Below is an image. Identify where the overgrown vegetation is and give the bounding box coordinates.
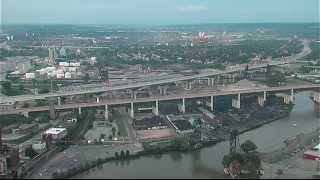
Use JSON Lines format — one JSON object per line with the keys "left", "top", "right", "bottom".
{"left": 0, "top": 114, "right": 33, "bottom": 127}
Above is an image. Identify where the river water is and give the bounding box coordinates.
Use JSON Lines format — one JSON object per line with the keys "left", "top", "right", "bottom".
{"left": 75, "top": 91, "right": 319, "bottom": 179}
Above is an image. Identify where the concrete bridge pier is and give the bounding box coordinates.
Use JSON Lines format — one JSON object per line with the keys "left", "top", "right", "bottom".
{"left": 178, "top": 98, "right": 186, "bottom": 114}
{"left": 49, "top": 101, "right": 56, "bottom": 119}
{"left": 207, "top": 78, "right": 215, "bottom": 87}
{"left": 96, "top": 96, "right": 100, "bottom": 103}
{"left": 232, "top": 93, "right": 241, "bottom": 109}
{"left": 158, "top": 86, "right": 168, "bottom": 95}
{"left": 210, "top": 96, "right": 214, "bottom": 111}
{"left": 57, "top": 97, "right": 61, "bottom": 106}
{"left": 78, "top": 107, "right": 82, "bottom": 115}
{"left": 184, "top": 81, "right": 192, "bottom": 90}
{"left": 21, "top": 111, "right": 29, "bottom": 118}
{"left": 128, "top": 89, "right": 137, "bottom": 99}
{"left": 104, "top": 105, "right": 109, "bottom": 120}
{"left": 283, "top": 95, "right": 292, "bottom": 104}
{"left": 290, "top": 88, "right": 295, "bottom": 103}
{"left": 129, "top": 102, "right": 135, "bottom": 118}
{"left": 312, "top": 91, "right": 320, "bottom": 103}
{"left": 34, "top": 88, "right": 39, "bottom": 95}
{"left": 257, "top": 91, "right": 267, "bottom": 106}
{"left": 152, "top": 100, "right": 159, "bottom": 116}
{"left": 312, "top": 92, "right": 320, "bottom": 114}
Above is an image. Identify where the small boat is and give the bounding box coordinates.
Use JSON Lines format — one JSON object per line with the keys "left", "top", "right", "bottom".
{"left": 292, "top": 124, "right": 297, "bottom": 127}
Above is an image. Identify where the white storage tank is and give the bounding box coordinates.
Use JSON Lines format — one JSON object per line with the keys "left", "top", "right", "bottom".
{"left": 65, "top": 72, "right": 72, "bottom": 79}
{"left": 25, "top": 73, "right": 35, "bottom": 79}
{"left": 57, "top": 73, "right": 64, "bottom": 79}
{"left": 47, "top": 72, "right": 57, "bottom": 78}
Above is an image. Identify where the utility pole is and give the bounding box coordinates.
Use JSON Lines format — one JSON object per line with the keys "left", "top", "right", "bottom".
{"left": 229, "top": 129, "right": 239, "bottom": 153}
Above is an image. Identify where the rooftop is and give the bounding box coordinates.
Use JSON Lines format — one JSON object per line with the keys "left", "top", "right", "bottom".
{"left": 173, "top": 120, "right": 193, "bottom": 131}
{"left": 44, "top": 128, "right": 66, "bottom": 135}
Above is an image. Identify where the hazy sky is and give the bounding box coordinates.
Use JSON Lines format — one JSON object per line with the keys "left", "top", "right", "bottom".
{"left": 1, "top": 0, "right": 319, "bottom": 25}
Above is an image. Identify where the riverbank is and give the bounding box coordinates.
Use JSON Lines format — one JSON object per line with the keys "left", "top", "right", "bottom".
{"left": 66, "top": 91, "right": 319, "bottom": 179}
{"left": 27, "top": 101, "right": 294, "bottom": 179}
{"left": 259, "top": 128, "right": 319, "bottom": 164}
{"left": 260, "top": 129, "right": 320, "bottom": 179}
{"left": 64, "top": 104, "right": 295, "bottom": 179}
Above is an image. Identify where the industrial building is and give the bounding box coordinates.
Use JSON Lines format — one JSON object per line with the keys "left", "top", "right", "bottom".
{"left": 133, "top": 116, "right": 167, "bottom": 130}
{"left": 43, "top": 128, "right": 67, "bottom": 140}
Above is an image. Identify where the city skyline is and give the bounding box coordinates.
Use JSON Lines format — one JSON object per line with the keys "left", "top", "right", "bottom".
{"left": 1, "top": 0, "right": 319, "bottom": 25}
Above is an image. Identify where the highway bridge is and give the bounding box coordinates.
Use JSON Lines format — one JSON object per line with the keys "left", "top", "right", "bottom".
{"left": 0, "top": 60, "right": 290, "bottom": 103}
{"left": 1, "top": 84, "right": 319, "bottom": 118}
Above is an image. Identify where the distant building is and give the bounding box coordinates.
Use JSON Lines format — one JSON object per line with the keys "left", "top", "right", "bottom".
{"left": 0, "top": 101, "right": 16, "bottom": 112}
{"left": 59, "top": 47, "right": 66, "bottom": 57}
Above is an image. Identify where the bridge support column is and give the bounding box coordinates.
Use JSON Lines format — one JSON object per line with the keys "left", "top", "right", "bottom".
{"left": 211, "top": 78, "right": 215, "bottom": 87}
{"left": 104, "top": 105, "right": 109, "bottom": 120}
{"left": 49, "top": 101, "right": 55, "bottom": 119}
{"left": 129, "top": 102, "right": 135, "bottom": 119}
{"left": 283, "top": 95, "right": 292, "bottom": 104}
{"left": 128, "top": 89, "right": 137, "bottom": 99}
{"left": 313, "top": 92, "right": 320, "bottom": 104}
{"left": 232, "top": 93, "right": 241, "bottom": 109}
{"left": 158, "top": 86, "right": 168, "bottom": 95}
{"left": 163, "top": 86, "right": 168, "bottom": 95}
{"left": 78, "top": 107, "right": 82, "bottom": 115}
{"left": 57, "top": 97, "right": 61, "bottom": 106}
{"left": 210, "top": 96, "right": 214, "bottom": 111}
{"left": 290, "top": 88, "right": 295, "bottom": 103}
{"left": 96, "top": 96, "right": 100, "bottom": 103}
{"left": 312, "top": 92, "right": 320, "bottom": 115}
{"left": 188, "top": 82, "right": 192, "bottom": 89}
{"left": 258, "top": 91, "right": 267, "bottom": 106}
{"left": 34, "top": 88, "right": 39, "bottom": 95}
{"left": 159, "top": 87, "right": 163, "bottom": 95}
{"left": 22, "top": 111, "right": 29, "bottom": 118}
{"left": 178, "top": 98, "right": 186, "bottom": 113}
{"left": 152, "top": 100, "right": 159, "bottom": 116}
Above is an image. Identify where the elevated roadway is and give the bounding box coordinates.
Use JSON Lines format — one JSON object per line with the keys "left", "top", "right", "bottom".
{"left": 0, "top": 60, "right": 289, "bottom": 103}
{"left": 1, "top": 84, "right": 318, "bottom": 115}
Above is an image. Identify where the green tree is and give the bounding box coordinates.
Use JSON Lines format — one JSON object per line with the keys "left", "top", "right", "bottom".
{"left": 115, "top": 152, "right": 119, "bottom": 158}
{"left": 83, "top": 73, "right": 90, "bottom": 83}
{"left": 1, "top": 81, "right": 12, "bottom": 95}
{"left": 267, "top": 71, "right": 286, "bottom": 86}
{"left": 240, "top": 140, "right": 257, "bottom": 153}
{"left": 120, "top": 150, "right": 125, "bottom": 158}
{"left": 111, "top": 127, "right": 116, "bottom": 136}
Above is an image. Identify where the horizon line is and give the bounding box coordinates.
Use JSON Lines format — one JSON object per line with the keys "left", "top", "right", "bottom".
{"left": 1, "top": 21, "right": 319, "bottom": 27}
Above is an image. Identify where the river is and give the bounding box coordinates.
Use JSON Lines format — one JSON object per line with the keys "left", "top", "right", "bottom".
{"left": 75, "top": 91, "right": 319, "bottom": 179}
